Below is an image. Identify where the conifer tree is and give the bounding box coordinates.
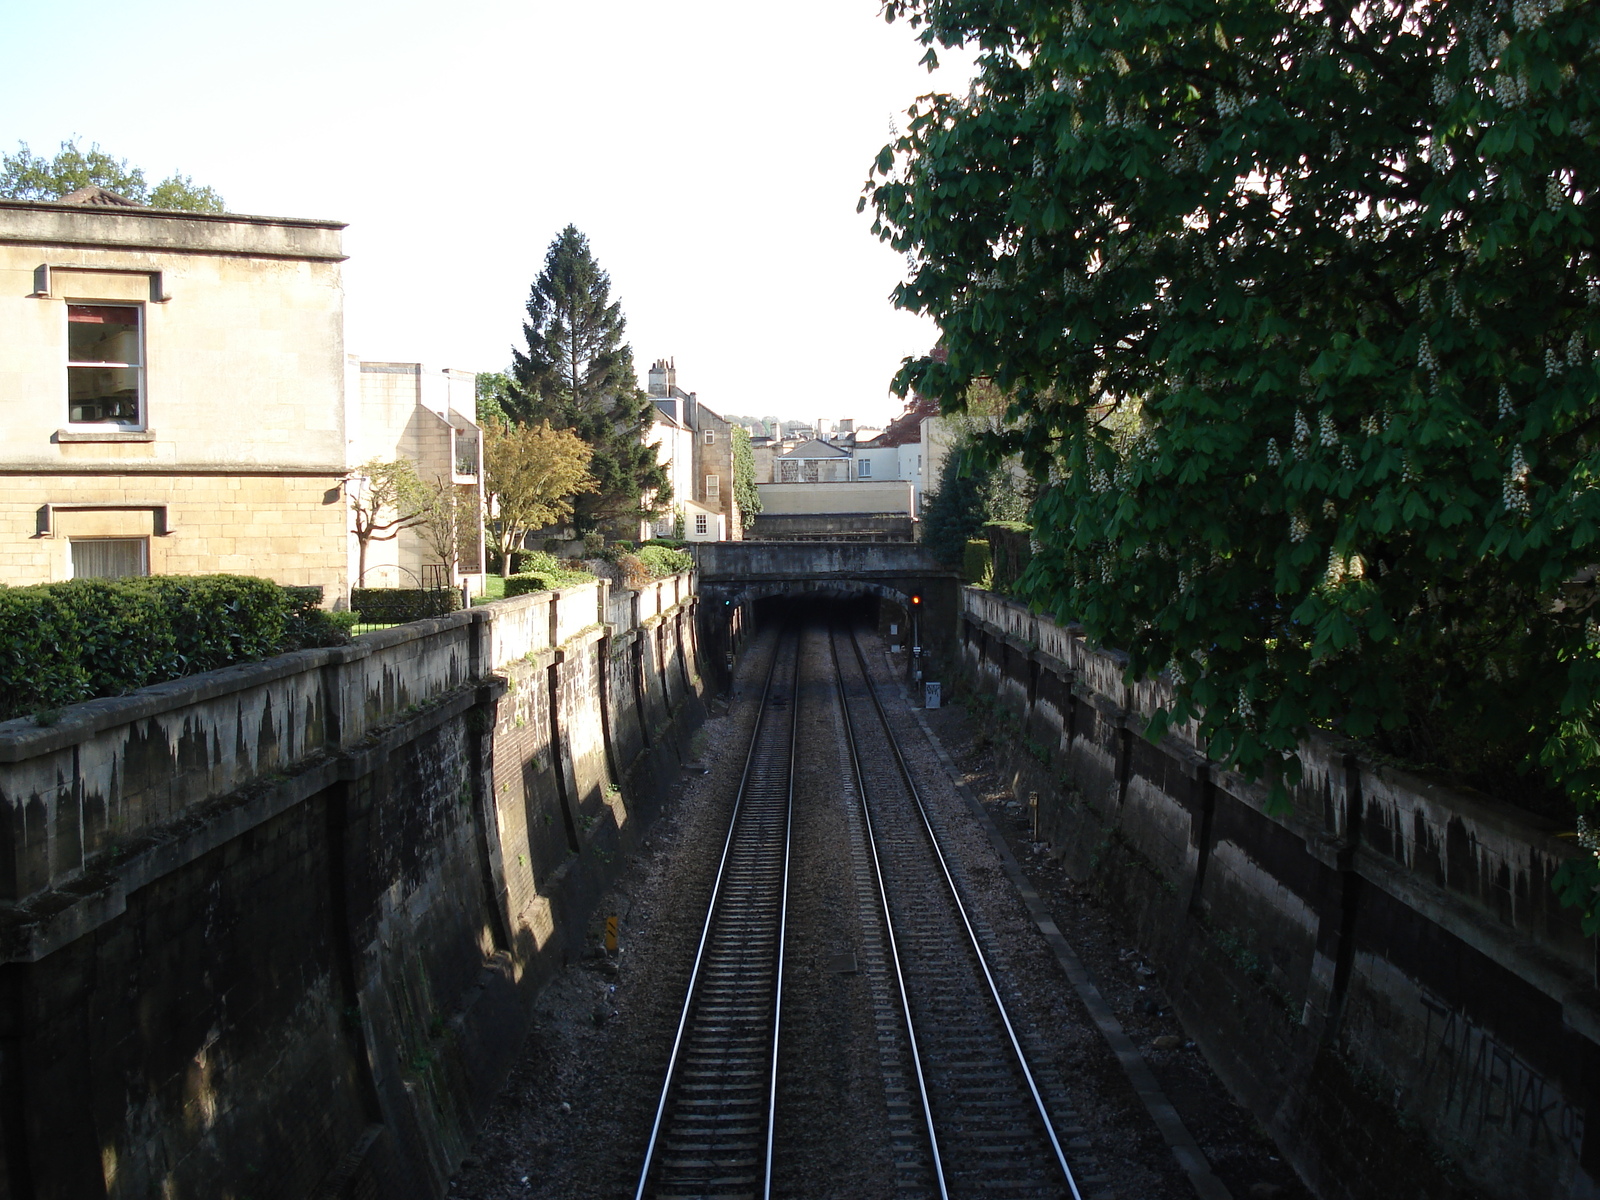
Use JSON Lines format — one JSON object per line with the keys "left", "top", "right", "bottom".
{"left": 508, "top": 226, "right": 667, "bottom": 534}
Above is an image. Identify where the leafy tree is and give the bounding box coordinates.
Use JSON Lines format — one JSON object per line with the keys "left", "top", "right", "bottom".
{"left": 415, "top": 478, "right": 484, "bottom": 577}
{"left": 348, "top": 458, "right": 429, "bottom": 585}
{"left": 732, "top": 426, "right": 763, "bottom": 534}
{"left": 1, "top": 138, "right": 224, "bottom": 211}
{"left": 482, "top": 420, "right": 598, "bottom": 571}
{"left": 872, "top": 1, "right": 1600, "bottom": 920}
{"left": 508, "top": 226, "right": 668, "bottom": 533}
{"left": 476, "top": 372, "right": 513, "bottom": 426}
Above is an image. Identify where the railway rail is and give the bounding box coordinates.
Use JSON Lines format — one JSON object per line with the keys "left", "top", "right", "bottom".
{"left": 636, "top": 620, "right": 1083, "bottom": 1198}
{"left": 635, "top": 629, "right": 799, "bottom": 1199}
{"left": 831, "top": 624, "right": 1082, "bottom": 1200}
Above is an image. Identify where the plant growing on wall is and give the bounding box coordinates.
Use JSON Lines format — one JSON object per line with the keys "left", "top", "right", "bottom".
{"left": 348, "top": 458, "right": 430, "bottom": 586}
{"left": 483, "top": 420, "right": 598, "bottom": 572}
{"left": 870, "top": 0, "right": 1600, "bottom": 921}
{"left": 506, "top": 226, "right": 668, "bottom": 534}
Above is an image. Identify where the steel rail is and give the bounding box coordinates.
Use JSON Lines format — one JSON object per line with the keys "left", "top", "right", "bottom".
{"left": 827, "top": 627, "right": 950, "bottom": 1200}
{"left": 634, "top": 627, "right": 798, "bottom": 1200}
{"left": 843, "top": 625, "right": 1084, "bottom": 1200}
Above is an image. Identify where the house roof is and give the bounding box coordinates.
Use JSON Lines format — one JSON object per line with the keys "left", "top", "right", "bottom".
{"left": 778, "top": 437, "right": 851, "bottom": 459}
{"left": 864, "top": 395, "right": 939, "bottom": 448}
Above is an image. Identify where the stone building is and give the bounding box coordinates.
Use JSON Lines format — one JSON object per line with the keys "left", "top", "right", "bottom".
{"left": 0, "top": 194, "right": 350, "bottom": 596}
{"left": 646, "top": 358, "right": 738, "bottom": 539}
{"left": 349, "top": 360, "right": 485, "bottom": 589}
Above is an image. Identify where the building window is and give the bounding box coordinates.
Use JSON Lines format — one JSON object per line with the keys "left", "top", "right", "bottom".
{"left": 705, "top": 474, "right": 720, "bottom": 500}
{"left": 695, "top": 513, "right": 708, "bottom": 535}
{"left": 857, "top": 459, "right": 872, "bottom": 478}
{"left": 704, "top": 429, "right": 715, "bottom": 445}
{"left": 68, "top": 304, "right": 143, "bottom": 426}
{"left": 70, "top": 538, "right": 148, "bottom": 579}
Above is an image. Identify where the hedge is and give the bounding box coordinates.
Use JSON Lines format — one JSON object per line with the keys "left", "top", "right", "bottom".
{"left": 503, "top": 567, "right": 596, "bottom": 598}
{"left": 962, "top": 539, "right": 993, "bottom": 587}
{"left": 349, "top": 587, "right": 462, "bottom": 626}
{"left": 984, "top": 522, "right": 1032, "bottom": 595}
{"left": 0, "top": 575, "right": 350, "bottom": 722}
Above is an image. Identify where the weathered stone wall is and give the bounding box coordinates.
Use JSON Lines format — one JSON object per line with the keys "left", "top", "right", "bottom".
{"left": 958, "top": 587, "right": 1600, "bottom": 1200}
{"left": 0, "top": 572, "right": 707, "bottom": 1199}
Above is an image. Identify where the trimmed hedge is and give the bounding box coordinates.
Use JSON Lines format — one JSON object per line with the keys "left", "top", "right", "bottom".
{"left": 0, "top": 575, "right": 351, "bottom": 722}
{"left": 503, "top": 567, "right": 596, "bottom": 598}
{"left": 984, "top": 521, "right": 1032, "bottom": 595}
{"left": 962, "top": 539, "right": 994, "bottom": 587}
{"left": 349, "top": 587, "right": 462, "bottom": 626}
{"left": 641, "top": 537, "right": 686, "bottom": 550}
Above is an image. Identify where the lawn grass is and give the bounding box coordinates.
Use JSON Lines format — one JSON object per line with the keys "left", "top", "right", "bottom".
{"left": 471, "top": 574, "right": 506, "bottom": 605}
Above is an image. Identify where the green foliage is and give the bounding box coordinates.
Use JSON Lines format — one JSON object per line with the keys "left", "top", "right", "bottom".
{"left": 872, "top": 0, "right": 1600, "bottom": 917}
{"left": 508, "top": 550, "right": 565, "bottom": 576}
{"left": 922, "top": 444, "right": 993, "bottom": 567}
{"left": 638, "top": 544, "right": 693, "bottom": 577}
{"left": 476, "top": 372, "right": 513, "bottom": 425}
{"left": 349, "top": 588, "right": 462, "bottom": 625}
{"left": 0, "top": 576, "right": 343, "bottom": 720}
{"left": 985, "top": 522, "right": 1033, "bottom": 595}
{"left": 731, "top": 426, "right": 763, "bottom": 529}
{"left": 963, "top": 538, "right": 995, "bottom": 586}
{"left": 507, "top": 226, "right": 668, "bottom": 533}
{"left": 1, "top": 138, "right": 224, "bottom": 211}
{"left": 503, "top": 566, "right": 596, "bottom": 598}
{"left": 642, "top": 537, "right": 686, "bottom": 549}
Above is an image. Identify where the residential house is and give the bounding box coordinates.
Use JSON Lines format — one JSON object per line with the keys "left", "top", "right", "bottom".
{"left": 645, "top": 358, "right": 737, "bottom": 540}
{"left": 348, "top": 360, "right": 485, "bottom": 590}
{"left": 0, "top": 193, "right": 351, "bottom": 597}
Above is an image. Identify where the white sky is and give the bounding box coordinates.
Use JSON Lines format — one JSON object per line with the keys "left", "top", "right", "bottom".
{"left": 1, "top": 0, "right": 972, "bottom": 429}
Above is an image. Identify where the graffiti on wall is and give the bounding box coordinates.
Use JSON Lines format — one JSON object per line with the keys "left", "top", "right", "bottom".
{"left": 1418, "top": 990, "right": 1584, "bottom": 1157}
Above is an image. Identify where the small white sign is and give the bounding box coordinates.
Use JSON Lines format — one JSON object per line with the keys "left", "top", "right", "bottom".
{"left": 924, "top": 682, "right": 942, "bottom": 709}
{"left": 889, "top": 623, "right": 899, "bottom": 635}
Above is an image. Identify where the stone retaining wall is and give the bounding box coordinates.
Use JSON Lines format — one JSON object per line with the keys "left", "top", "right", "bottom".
{"left": 0, "top": 573, "right": 707, "bottom": 1199}
{"left": 958, "top": 587, "right": 1599, "bottom": 1200}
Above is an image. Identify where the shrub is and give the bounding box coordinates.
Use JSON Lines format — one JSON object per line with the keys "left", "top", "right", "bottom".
{"left": 503, "top": 566, "right": 596, "bottom": 598}
{"left": 637, "top": 544, "right": 693, "bottom": 578}
{"left": 0, "top": 575, "right": 349, "bottom": 721}
{"left": 962, "top": 539, "right": 993, "bottom": 587}
{"left": 582, "top": 532, "right": 604, "bottom": 557}
{"left": 507, "top": 549, "right": 564, "bottom": 576}
{"left": 642, "top": 537, "right": 686, "bottom": 550}
{"left": 349, "top": 587, "right": 462, "bottom": 626}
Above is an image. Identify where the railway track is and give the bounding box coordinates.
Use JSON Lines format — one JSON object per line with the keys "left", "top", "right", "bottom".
{"left": 636, "top": 629, "right": 799, "bottom": 1200}
{"left": 636, "top": 620, "right": 1082, "bottom": 1198}
{"left": 831, "top": 624, "right": 1083, "bottom": 1200}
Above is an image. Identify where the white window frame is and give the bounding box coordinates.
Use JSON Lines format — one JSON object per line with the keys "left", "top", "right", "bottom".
{"left": 694, "top": 513, "right": 708, "bottom": 535}
{"left": 857, "top": 458, "right": 872, "bottom": 478}
{"left": 704, "top": 429, "right": 715, "bottom": 444}
{"left": 705, "top": 474, "right": 720, "bottom": 501}
{"left": 65, "top": 301, "right": 145, "bottom": 430}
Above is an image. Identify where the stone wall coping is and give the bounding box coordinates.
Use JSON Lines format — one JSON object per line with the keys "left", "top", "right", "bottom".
{"left": 966, "top": 588, "right": 1578, "bottom": 862}
{"left": 0, "top": 574, "right": 694, "bottom": 764}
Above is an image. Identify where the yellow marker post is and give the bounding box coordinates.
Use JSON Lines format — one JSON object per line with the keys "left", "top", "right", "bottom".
{"left": 604, "top": 915, "right": 619, "bottom": 954}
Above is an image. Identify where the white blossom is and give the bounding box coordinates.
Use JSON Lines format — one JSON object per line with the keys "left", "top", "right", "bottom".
{"left": 1294, "top": 409, "right": 1311, "bottom": 445}
{"left": 1320, "top": 411, "right": 1338, "bottom": 448}
{"left": 1569, "top": 332, "right": 1585, "bottom": 368}
{"left": 1266, "top": 438, "right": 1282, "bottom": 467}
{"left": 1498, "top": 384, "right": 1515, "bottom": 419}
{"left": 1547, "top": 346, "right": 1564, "bottom": 376}
{"left": 1417, "top": 335, "right": 1437, "bottom": 373}
{"left": 1290, "top": 513, "right": 1309, "bottom": 542}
